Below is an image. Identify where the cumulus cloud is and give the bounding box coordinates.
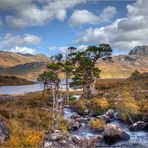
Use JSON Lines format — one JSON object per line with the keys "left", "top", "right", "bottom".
{"left": 75, "top": 0, "right": 148, "bottom": 50}
{"left": 0, "top": 0, "right": 85, "bottom": 29}
{"left": 69, "top": 6, "right": 117, "bottom": 26}
{"left": 10, "top": 46, "right": 36, "bottom": 54}
{"left": 0, "top": 33, "right": 41, "bottom": 49}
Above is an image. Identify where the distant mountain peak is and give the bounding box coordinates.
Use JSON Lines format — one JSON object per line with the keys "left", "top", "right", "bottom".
{"left": 128, "top": 45, "right": 148, "bottom": 56}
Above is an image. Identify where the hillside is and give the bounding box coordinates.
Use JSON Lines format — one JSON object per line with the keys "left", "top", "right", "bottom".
{"left": 0, "top": 51, "right": 50, "bottom": 68}
{"left": 97, "top": 55, "right": 148, "bottom": 78}
{"left": 0, "top": 62, "right": 48, "bottom": 80}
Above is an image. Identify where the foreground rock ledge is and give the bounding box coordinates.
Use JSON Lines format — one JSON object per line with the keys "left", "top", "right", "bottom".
{"left": 43, "top": 130, "right": 103, "bottom": 147}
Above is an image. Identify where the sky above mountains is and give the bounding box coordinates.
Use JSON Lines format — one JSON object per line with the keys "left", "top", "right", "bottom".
{"left": 0, "top": 0, "right": 147, "bottom": 56}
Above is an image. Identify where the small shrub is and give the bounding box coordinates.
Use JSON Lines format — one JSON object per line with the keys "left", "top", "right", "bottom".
{"left": 89, "top": 119, "right": 105, "bottom": 131}
{"left": 91, "top": 98, "right": 109, "bottom": 115}
{"left": 72, "top": 99, "right": 88, "bottom": 115}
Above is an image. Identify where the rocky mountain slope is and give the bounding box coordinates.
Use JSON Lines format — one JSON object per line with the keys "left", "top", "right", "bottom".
{"left": 128, "top": 45, "right": 148, "bottom": 56}
{"left": 97, "top": 45, "right": 148, "bottom": 78}
{"left": 97, "top": 55, "right": 148, "bottom": 78}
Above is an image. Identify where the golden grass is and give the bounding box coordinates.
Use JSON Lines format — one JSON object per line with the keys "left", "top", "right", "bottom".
{"left": 89, "top": 119, "right": 105, "bottom": 131}
{"left": 0, "top": 92, "right": 67, "bottom": 147}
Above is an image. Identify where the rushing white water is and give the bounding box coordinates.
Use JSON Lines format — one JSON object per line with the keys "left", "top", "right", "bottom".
{"left": 63, "top": 107, "right": 148, "bottom": 147}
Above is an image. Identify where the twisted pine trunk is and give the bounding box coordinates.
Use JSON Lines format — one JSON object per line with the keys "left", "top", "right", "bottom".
{"left": 65, "top": 76, "right": 69, "bottom": 104}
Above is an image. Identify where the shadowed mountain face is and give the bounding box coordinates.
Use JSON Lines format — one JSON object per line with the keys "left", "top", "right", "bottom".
{"left": 128, "top": 45, "right": 148, "bottom": 56}
{"left": 0, "top": 62, "right": 48, "bottom": 80}
{"left": 0, "top": 46, "right": 148, "bottom": 80}
{"left": 0, "top": 51, "right": 50, "bottom": 80}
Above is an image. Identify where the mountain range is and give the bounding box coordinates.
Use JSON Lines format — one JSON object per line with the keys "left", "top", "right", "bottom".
{"left": 0, "top": 46, "right": 148, "bottom": 80}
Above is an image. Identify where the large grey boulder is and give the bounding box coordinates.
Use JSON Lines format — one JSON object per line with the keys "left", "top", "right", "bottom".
{"left": 72, "top": 135, "right": 103, "bottom": 147}
{"left": 0, "top": 119, "right": 9, "bottom": 144}
{"left": 103, "top": 123, "right": 130, "bottom": 143}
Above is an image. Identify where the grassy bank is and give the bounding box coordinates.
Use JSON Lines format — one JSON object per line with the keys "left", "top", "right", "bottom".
{"left": 70, "top": 76, "right": 148, "bottom": 122}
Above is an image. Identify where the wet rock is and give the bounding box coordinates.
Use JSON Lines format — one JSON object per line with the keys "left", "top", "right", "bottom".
{"left": 129, "top": 121, "right": 148, "bottom": 132}
{"left": 71, "top": 113, "right": 81, "bottom": 120}
{"left": 99, "top": 115, "right": 112, "bottom": 122}
{"left": 64, "top": 105, "right": 71, "bottom": 108}
{"left": 46, "top": 130, "right": 63, "bottom": 141}
{"left": 105, "top": 109, "right": 115, "bottom": 119}
{"left": 114, "top": 112, "right": 121, "bottom": 120}
{"left": 84, "top": 109, "right": 89, "bottom": 115}
{"left": 43, "top": 130, "right": 76, "bottom": 148}
{"left": 72, "top": 135, "right": 103, "bottom": 147}
{"left": 68, "top": 119, "right": 81, "bottom": 130}
{"left": 103, "top": 123, "right": 130, "bottom": 143}
{"left": 98, "top": 109, "right": 115, "bottom": 122}
{"left": 0, "top": 119, "right": 9, "bottom": 144}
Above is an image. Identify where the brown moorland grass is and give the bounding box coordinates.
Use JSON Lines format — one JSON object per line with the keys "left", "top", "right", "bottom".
{"left": 0, "top": 92, "right": 67, "bottom": 147}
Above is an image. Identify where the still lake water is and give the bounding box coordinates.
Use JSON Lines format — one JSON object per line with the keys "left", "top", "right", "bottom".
{"left": 0, "top": 80, "right": 75, "bottom": 95}
{"left": 0, "top": 83, "right": 44, "bottom": 95}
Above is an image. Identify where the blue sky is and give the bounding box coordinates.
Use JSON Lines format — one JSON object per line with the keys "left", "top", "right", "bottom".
{"left": 1, "top": 0, "right": 147, "bottom": 56}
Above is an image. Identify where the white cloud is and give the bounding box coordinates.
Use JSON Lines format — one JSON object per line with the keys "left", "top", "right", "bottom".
{"left": 0, "top": 0, "right": 85, "bottom": 29}
{"left": 0, "top": 33, "right": 41, "bottom": 49}
{"left": 49, "top": 44, "right": 88, "bottom": 54}
{"left": 69, "top": 6, "right": 117, "bottom": 26}
{"left": 49, "top": 46, "right": 57, "bottom": 51}
{"left": 75, "top": 0, "right": 148, "bottom": 50}
{"left": 10, "top": 46, "right": 36, "bottom": 54}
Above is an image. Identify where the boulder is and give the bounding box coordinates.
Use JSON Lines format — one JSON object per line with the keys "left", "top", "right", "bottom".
{"left": 105, "top": 109, "right": 115, "bottom": 119}
{"left": 84, "top": 109, "right": 89, "bottom": 115}
{"left": 0, "top": 119, "right": 9, "bottom": 144}
{"left": 129, "top": 121, "right": 148, "bottom": 132}
{"left": 68, "top": 119, "right": 81, "bottom": 130}
{"left": 103, "top": 123, "right": 130, "bottom": 143}
{"left": 71, "top": 113, "right": 81, "bottom": 120}
{"left": 46, "top": 130, "right": 63, "bottom": 141}
{"left": 72, "top": 135, "right": 103, "bottom": 147}
{"left": 99, "top": 115, "right": 112, "bottom": 123}
{"left": 114, "top": 112, "right": 121, "bottom": 120}
{"left": 98, "top": 109, "right": 115, "bottom": 122}
{"left": 43, "top": 130, "right": 76, "bottom": 148}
